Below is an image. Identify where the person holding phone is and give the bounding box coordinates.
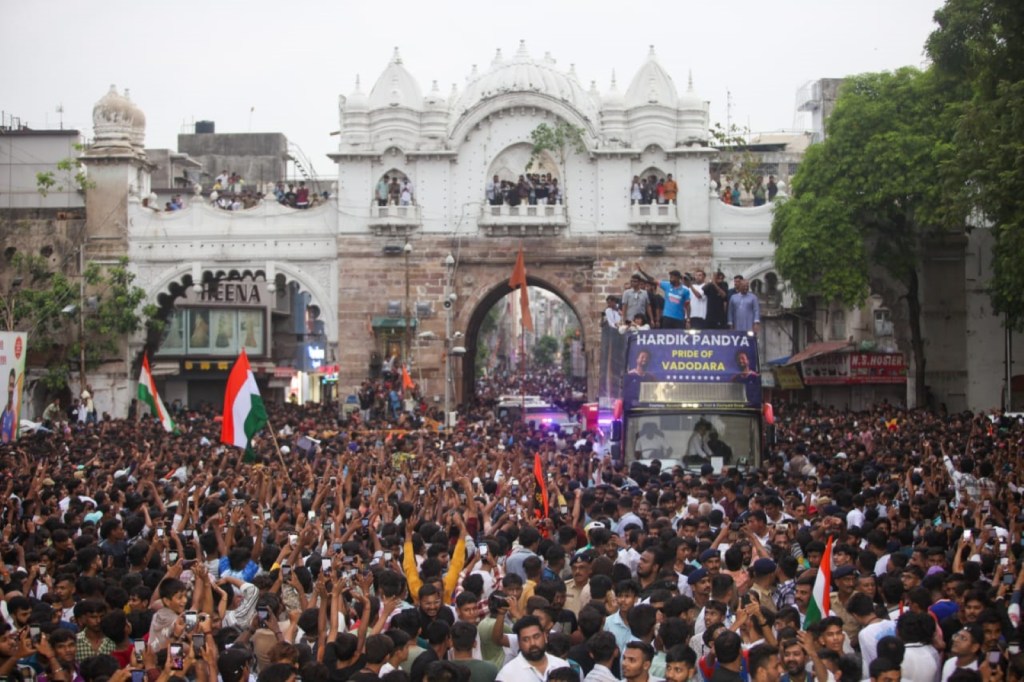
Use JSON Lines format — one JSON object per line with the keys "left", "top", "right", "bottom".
{"left": 33, "top": 629, "right": 80, "bottom": 682}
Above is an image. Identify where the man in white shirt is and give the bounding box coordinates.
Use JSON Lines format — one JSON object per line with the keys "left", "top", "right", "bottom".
{"left": 496, "top": 615, "right": 572, "bottom": 682}
{"left": 688, "top": 271, "right": 708, "bottom": 329}
{"left": 941, "top": 624, "right": 982, "bottom": 682}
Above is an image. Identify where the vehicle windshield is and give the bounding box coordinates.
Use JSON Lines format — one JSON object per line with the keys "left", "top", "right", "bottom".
{"left": 626, "top": 410, "right": 761, "bottom": 472}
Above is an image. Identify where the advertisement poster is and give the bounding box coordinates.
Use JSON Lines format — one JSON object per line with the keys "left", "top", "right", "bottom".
{"left": 0, "top": 333, "right": 27, "bottom": 443}
{"left": 623, "top": 331, "right": 761, "bottom": 406}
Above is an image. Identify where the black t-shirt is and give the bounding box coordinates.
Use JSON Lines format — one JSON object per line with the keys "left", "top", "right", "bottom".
{"left": 410, "top": 648, "right": 440, "bottom": 682}
{"left": 704, "top": 282, "right": 728, "bottom": 326}
{"left": 329, "top": 657, "right": 365, "bottom": 682}
{"left": 348, "top": 672, "right": 381, "bottom": 682}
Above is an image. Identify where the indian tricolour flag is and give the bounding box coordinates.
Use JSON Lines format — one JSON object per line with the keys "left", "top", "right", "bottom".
{"left": 804, "top": 536, "right": 833, "bottom": 629}
{"left": 137, "top": 353, "right": 177, "bottom": 433}
{"left": 221, "top": 349, "right": 268, "bottom": 463}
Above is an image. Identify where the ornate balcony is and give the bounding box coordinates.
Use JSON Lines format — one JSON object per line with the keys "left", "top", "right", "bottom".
{"left": 369, "top": 204, "right": 421, "bottom": 237}
{"left": 627, "top": 202, "right": 680, "bottom": 235}
{"left": 478, "top": 203, "right": 567, "bottom": 237}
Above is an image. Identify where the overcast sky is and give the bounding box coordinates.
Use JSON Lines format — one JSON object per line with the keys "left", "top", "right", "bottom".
{"left": 2, "top": 0, "right": 942, "bottom": 178}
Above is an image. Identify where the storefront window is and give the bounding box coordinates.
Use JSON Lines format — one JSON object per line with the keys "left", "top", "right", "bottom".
{"left": 157, "top": 308, "right": 266, "bottom": 357}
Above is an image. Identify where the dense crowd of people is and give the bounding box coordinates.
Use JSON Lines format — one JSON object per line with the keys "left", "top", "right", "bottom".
{"left": 486, "top": 174, "right": 563, "bottom": 207}
{"left": 2, "top": 374, "right": 1023, "bottom": 682}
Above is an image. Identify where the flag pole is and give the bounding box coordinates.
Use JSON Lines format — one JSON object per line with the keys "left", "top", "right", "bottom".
{"left": 263, "top": 415, "right": 289, "bottom": 470}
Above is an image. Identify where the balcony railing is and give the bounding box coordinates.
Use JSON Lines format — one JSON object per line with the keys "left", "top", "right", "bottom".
{"left": 627, "top": 202, "right": 679, "bottom": 235}
{"left": 369, "top": 204, "right": 421, "bottom": 236}
{"left": 478, "top": 203, "right": 567, "bottom": 237}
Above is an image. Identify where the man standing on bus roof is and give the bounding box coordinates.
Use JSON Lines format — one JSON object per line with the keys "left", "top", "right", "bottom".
{"left": 636, "top": 264, "right": 690, "bottom": 329}
{"left": 727, "top": 278, "right": 760, "bottom": 334}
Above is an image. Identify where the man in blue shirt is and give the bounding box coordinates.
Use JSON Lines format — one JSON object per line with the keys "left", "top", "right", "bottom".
{"left": 637, "top": 266, "right": 690, "bottom": 329}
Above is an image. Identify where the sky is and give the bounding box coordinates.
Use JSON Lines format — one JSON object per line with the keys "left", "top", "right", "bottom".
{"left": 1, "top": 0, "right": 943, "bottom": 179}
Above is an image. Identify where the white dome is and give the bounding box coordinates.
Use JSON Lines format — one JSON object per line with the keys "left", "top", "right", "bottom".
{"left": 124, "top": 88, "right": 146, "bottom": 150}
{"left": 423, "top": 80, "right": 446, "bottom": 109}
{"left": 368, "top": 48, "right": 423, "bottom": 110}
{"left": 92, "top": 84, "right": 134, "bottom": 151}
{"left": 453, "top": 41, "right": 598, "bottom": 123}
{"left": 602, "top": 71, "right": 625, "bottom": 108}
{"left": 678, "top": 71, "right": 704, "bottom": 110}
{"left": 625, "top": 46, "right": 679, "bottom": 108}
{"left": 346, "top": 75, "right": 368, "bottom": 110}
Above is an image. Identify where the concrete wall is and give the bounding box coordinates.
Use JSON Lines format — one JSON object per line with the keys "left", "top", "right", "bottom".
{"left": 177, "top": 132, "right": 288, "bottom": 188}
{"left": 0, "top": 130, "right": 85, "bottom": 209}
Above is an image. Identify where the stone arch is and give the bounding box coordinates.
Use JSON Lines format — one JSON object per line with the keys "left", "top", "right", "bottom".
{"left": 457, "top": 271, "right": 594, "bottom": 402}
{"left": 448, "top": 93, "right": 599, "bottom": 146}
{"left": 487, "top": 143, "right": 560, "bottom": 184}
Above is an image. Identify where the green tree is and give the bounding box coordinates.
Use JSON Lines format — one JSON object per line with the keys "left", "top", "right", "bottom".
{"left": 770, "top": 68, "right": 962, "bottom": 406}
{"left": 710, "top": 123, "right": 766, "bottom": 199}
{"left": 3, "top": 254, "right": 157, "bottom": 390}
{"left": 532, "top": 335, "right": 560, "bottom": 368}
{"left": 35, "top": 146, "right": 94, "bottom": 199}
{"left": 927, "top": 0, "right": 1024, "bottom": 329}
{"left": 527, "top": 120, "right": 587, "bottom": 208}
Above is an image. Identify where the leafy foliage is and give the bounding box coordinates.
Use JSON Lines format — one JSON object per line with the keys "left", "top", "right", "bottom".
{"left": 532, "top": 334, "right": 560, "bottom": 368}
{"left": 710, "top": 123, "right": 766, "bottom": 195}
{"left": 770, "top": 68, "right": 962, "bottom": 404}
{"left": 35, "top": 150, "right": 94, "bottom": 198}
{"left": 927, "top": 0, "right": 1024, "bottom": 328}
{"left": 3, "top": 255, "right": 156, "bottom": 389}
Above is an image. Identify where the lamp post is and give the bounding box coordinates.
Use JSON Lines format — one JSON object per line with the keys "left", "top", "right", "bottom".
{"left": 443, "top": 252, "right": 455, "bottom": 426}
{"left": 403, "top": 241, "right": 412, "bottom": 368}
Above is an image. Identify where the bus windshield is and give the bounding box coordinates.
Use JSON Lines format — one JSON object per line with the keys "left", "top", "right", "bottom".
{"left": 626, "top": 410, "right": 761, "bottom": 468}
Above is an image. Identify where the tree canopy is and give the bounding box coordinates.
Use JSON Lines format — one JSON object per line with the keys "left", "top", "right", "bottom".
{"left": 770, "top": 67, "right": 962, "bottom": 404}
{"left": 927, "top": 0, "right": 1024, "bottom": 329}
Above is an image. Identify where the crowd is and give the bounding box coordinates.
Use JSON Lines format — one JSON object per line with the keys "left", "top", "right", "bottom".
{"left": 2, "top": 368, "right": 1023, "bottom": 682}
{"left": 717, "top": 177, "right": 778, "bottom": 208}
{"left": 375, "top": 177, "right": 415, "bottom": 208}
{"left": 603, "top": 267, "right": 761, "bottom": 334}
{"left": 630, "top": 175, "right": 678, "bottom": 206}
{"left": 486, "top": 174, "right": 563, "bottom": 207}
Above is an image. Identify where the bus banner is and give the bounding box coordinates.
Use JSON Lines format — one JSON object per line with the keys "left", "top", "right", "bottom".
{"left": 622, "top": 331, "right": 761, "bottom": 407}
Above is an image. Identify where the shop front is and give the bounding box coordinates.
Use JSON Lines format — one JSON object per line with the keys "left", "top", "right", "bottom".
{"left": 798, "top": 350, "right": 908, "bottom": 410}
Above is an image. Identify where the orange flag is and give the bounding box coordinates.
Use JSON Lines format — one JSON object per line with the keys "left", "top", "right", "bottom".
{"left": 401, "top": 365, "right": 415, "bottom": 391}
{"left": 509, "top": 247, "right": 534, "bottom": 332}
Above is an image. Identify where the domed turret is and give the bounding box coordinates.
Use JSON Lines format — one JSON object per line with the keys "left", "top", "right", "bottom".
{"left": 677, "top": 71, "right": 709, "bottom": 145}
{"left": 600, "top": 71, "right": 628, "bottom": 145}
{"left": 124, "top": 88, "right": 146, "bottom": 153}
{"left": 421, "top": 80, "right": 449, "bottom": 146}
{"left": 368, "top": 47, "right": 423, "bottom": 110}
{"left": 453, "top": 42, "right": 598, "bottom": 125}
{"left": 91, "top": 84, "right": 134, "bottom": 154}
{"left": 625, "top": 46, "right": 678, "bottom": 108}
{"left": 346, "top": 75, "right": 368, "bottom": 111}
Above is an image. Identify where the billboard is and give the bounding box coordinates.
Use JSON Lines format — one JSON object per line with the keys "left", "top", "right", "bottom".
{"left": 0, "top": 333, "right": 27, "bottom": 443}
{"left": 622, "top": 330, "right": 761, "bottom": 407}
{"left": 802, "top": 352, "right": 906, "bottom": 385}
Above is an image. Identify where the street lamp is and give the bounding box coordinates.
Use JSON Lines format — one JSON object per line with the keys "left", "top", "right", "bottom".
{"left": 403, "top": 241, "right": 413, "bottom": 368}
{"left": 443, "top": 252, "right": 456, "bottom": 426}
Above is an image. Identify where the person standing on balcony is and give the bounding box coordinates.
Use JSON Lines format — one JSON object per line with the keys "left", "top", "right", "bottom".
{"left": 486, "top": 175, "right": 501, "bottom": 206}
{"left": 663, "top": 174, "right": 678, "bottom": 204}
{"left": 376, "top": 176, "right": 389, "bottom": 206}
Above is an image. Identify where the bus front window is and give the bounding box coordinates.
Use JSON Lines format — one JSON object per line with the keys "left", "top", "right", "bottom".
{"left": 627, "top": 412, "right": 761, "bottom": 472}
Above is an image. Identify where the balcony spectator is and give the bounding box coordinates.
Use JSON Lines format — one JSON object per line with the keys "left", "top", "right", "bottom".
{"left": 295, "top": 181, "right": 310, "bottom": 209}
{"left": 517, "top": 175, "right": 530, "bottom": 205}
{"left": 388, "top": 176, "right": 401, "bottom": 205}
{"left": 630, "top": 176, "right": 642, "bottom": 204}
{"left": 549, "top": 178, "right": 562, "bottom": 205}
{"left": 400, "top": 180, "right": 414, "bottom": 206}
{"left": 721, "top": 185, "right": 733, "bottom": 205}
{"left": 731, "top": 184, "right": 742, "bottom": 207}
{"left": 376, "top": 176, "right": 390, "bottom": 206}
{"left": 534, "top": 174, "right": 549, "bottom": 205}
{"left": 752, "top": 178, "right": 766, "bottom": 206}
{"left": 767, "top": 175, "right": 779, "bottom": 202}
{"left": 663, "top": 174, "right": 678, "bottom": 204}
{"left": 273, "top": 182, "right": 286, "bottom": 203}
{"left": 215, "top": 169, "right": 229, "bottom": 187}
{"left": 487, "top": 175, "right": 501, "bottom": 205}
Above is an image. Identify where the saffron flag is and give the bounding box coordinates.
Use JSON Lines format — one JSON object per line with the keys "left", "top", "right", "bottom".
{"left": 509, "top": 247, "right": 534, "bottom": 332}
{"left": 533, "top": 452, "right": 549, "bottom": 519}
{"left": 804, "top": 536, "right": 833, "bottom": 629}
{"left": 402, "top": 365, "right": 415, "bottom": 391}
{"left": 221, "top": 349, "right": 268, "bottom": 463}
{"left": 137, "top": 353, "right": 177, "bottom": 433}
